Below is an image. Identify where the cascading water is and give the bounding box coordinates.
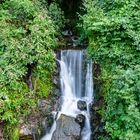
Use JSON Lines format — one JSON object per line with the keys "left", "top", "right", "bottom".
{"left": 41, "top": 50, "right": 93, "bottom": 140}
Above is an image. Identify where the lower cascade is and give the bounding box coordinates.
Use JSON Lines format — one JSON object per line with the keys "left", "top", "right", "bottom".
{"left": 41, "top": 50, "right": 93, "bottom": 140}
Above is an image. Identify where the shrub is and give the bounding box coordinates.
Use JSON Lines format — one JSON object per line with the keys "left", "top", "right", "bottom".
{"left": 81, "top": 0, "right": 140, "bottom": 139}
{"left": 0, "top": 0, "right": 57, "bottom": 126}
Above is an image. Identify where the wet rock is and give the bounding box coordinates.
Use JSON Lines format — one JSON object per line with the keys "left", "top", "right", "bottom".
{"left": 53, "top": 60, "right": 60, "bottom": 88}
{"left": 62, "top": 30, "right": 72, "bottom": 36}
{"left": 20, "top": 135, "right": 34, "bottom": 140}
{"left": 19, "top": 125, "right": 35, "bottom": 140}
{"left": 77, "top": 100, "right": 87, "bottom": 111}
{"left": 71, "top": 36, "right": 79, "bottom": 47}
{"left": 52, "top": 114, "right": 81, "bottom": 140}
{"left": 53, "top": 76, "right": 60, "bottom": 89}
{"left": 53, "top": 97, "right": 62, "bottom": 112}
{"left": 92, "top": 122, "right": 105, "bottom": 140}
{"left": 75, "top": 114, "right": 85, "bottom": 128}
{"left": 53, "top": 77, "right": 59, "bottom": 86}
{"left": 38, "top": 100, "right": 52, "bottom": 116}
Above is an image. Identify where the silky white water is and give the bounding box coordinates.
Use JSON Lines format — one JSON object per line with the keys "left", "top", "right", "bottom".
{"left": 41, "top": 50, "right": 93, "bottom": 140}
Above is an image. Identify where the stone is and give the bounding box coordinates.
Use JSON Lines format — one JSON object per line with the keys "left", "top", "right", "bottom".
{"left": 75, "top": 114, "right": 85, "bottom": 128}
{"left": 53, "top": 77, "right": 58, "bottom": 85}
{"left": 38, "top": 100, "right": 52, "bottom": 116}
{"left": 77, "top": 100, "right": 87, "bottom": 111}
{"left": 20, "top": 135, "right": 34, "bottom": 140}
{"left": 52, "top": 114, "right": 81, "bottom": 140}
{"left": 19, "top": 125, "right": 35, "bottom": 140}
{"left": 62, "top": 30, "right": 72, "bottom": 36}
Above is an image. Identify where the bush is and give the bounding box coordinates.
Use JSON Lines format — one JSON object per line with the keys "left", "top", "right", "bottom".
{"left": 81, "top": 0, "right": 140, "bottom": 139}
{"left": 48, "top": 2, "right": 65, "bottom": 31}
{"left": 0, "top": 0, "right": 57, "bottom": 126}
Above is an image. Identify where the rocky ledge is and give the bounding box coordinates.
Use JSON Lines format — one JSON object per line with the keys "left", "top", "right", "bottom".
{"left": 19, "top": 90, "right": 60, "bottom": 140}
{"left": 52, "top": 114, "right": 85, "bottom": 140}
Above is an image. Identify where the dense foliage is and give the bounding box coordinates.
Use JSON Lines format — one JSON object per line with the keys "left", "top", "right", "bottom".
{"left": 0, "top": 0, "right": 63, "bottom": 129}
{"left": 1, "top": 0, "right": 140, "bottom": 139}
{"left": 48, "top": 2, "right": 65, "bottom": 31}
{"left": 81, "top": 0, "right": 140, "bottom": 139}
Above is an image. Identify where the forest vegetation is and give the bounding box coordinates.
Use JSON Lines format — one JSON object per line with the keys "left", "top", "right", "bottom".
{"left": 0, "top": 0, "right": 140, "bottom": 139}
{"left": 0, "top": 0, "right": 65, "bottom": 137}
{"left": 81, "top": 0, "right": 140, "bottom": 139}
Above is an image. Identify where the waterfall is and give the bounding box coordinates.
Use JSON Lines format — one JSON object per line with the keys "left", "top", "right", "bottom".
{"left": 41, "top": 50, "right": 93, "bottom": 140}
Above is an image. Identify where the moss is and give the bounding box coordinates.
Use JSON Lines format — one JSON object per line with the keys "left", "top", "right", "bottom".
{"left": 36, "top": 78, "right": 52, "bottom": 98}
{"left": 11, "top": 127, "right": 19, "bottom": 140}
{"left": 4, "top": 125, "right": 19, "bottom": 140}
{"left": 32, "top": 69, "right": 53, "bottom": 98}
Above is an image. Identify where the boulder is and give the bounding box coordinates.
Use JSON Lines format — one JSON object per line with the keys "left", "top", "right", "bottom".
{"left": 62, "top": 30, "right": 72, "bottom": 36}
{"left": 75, "top": 114, "right": 85, "bottom": 128}
{"left": 19, "top": 125, "right": 35, "bottom": 140}
{"left": 52, "top": 114, "right": 81, "bottom": 140}
{"left": 77, "top": 100, "right": 87, "bottom": 111}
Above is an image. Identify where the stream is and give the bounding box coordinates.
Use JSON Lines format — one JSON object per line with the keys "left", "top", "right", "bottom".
{"left": 41, "top": 50, "right": 93, "bottom": 140}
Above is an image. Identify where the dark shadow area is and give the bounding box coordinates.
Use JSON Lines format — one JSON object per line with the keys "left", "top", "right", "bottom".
{"left": 60, "top": 0, "right": 81, "bottom": 18}
{"left": 44, "top": 0, "right": 83, "bottom": 31}
{"left": 60, "top": 0, "right": 82, "bottom": 29}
